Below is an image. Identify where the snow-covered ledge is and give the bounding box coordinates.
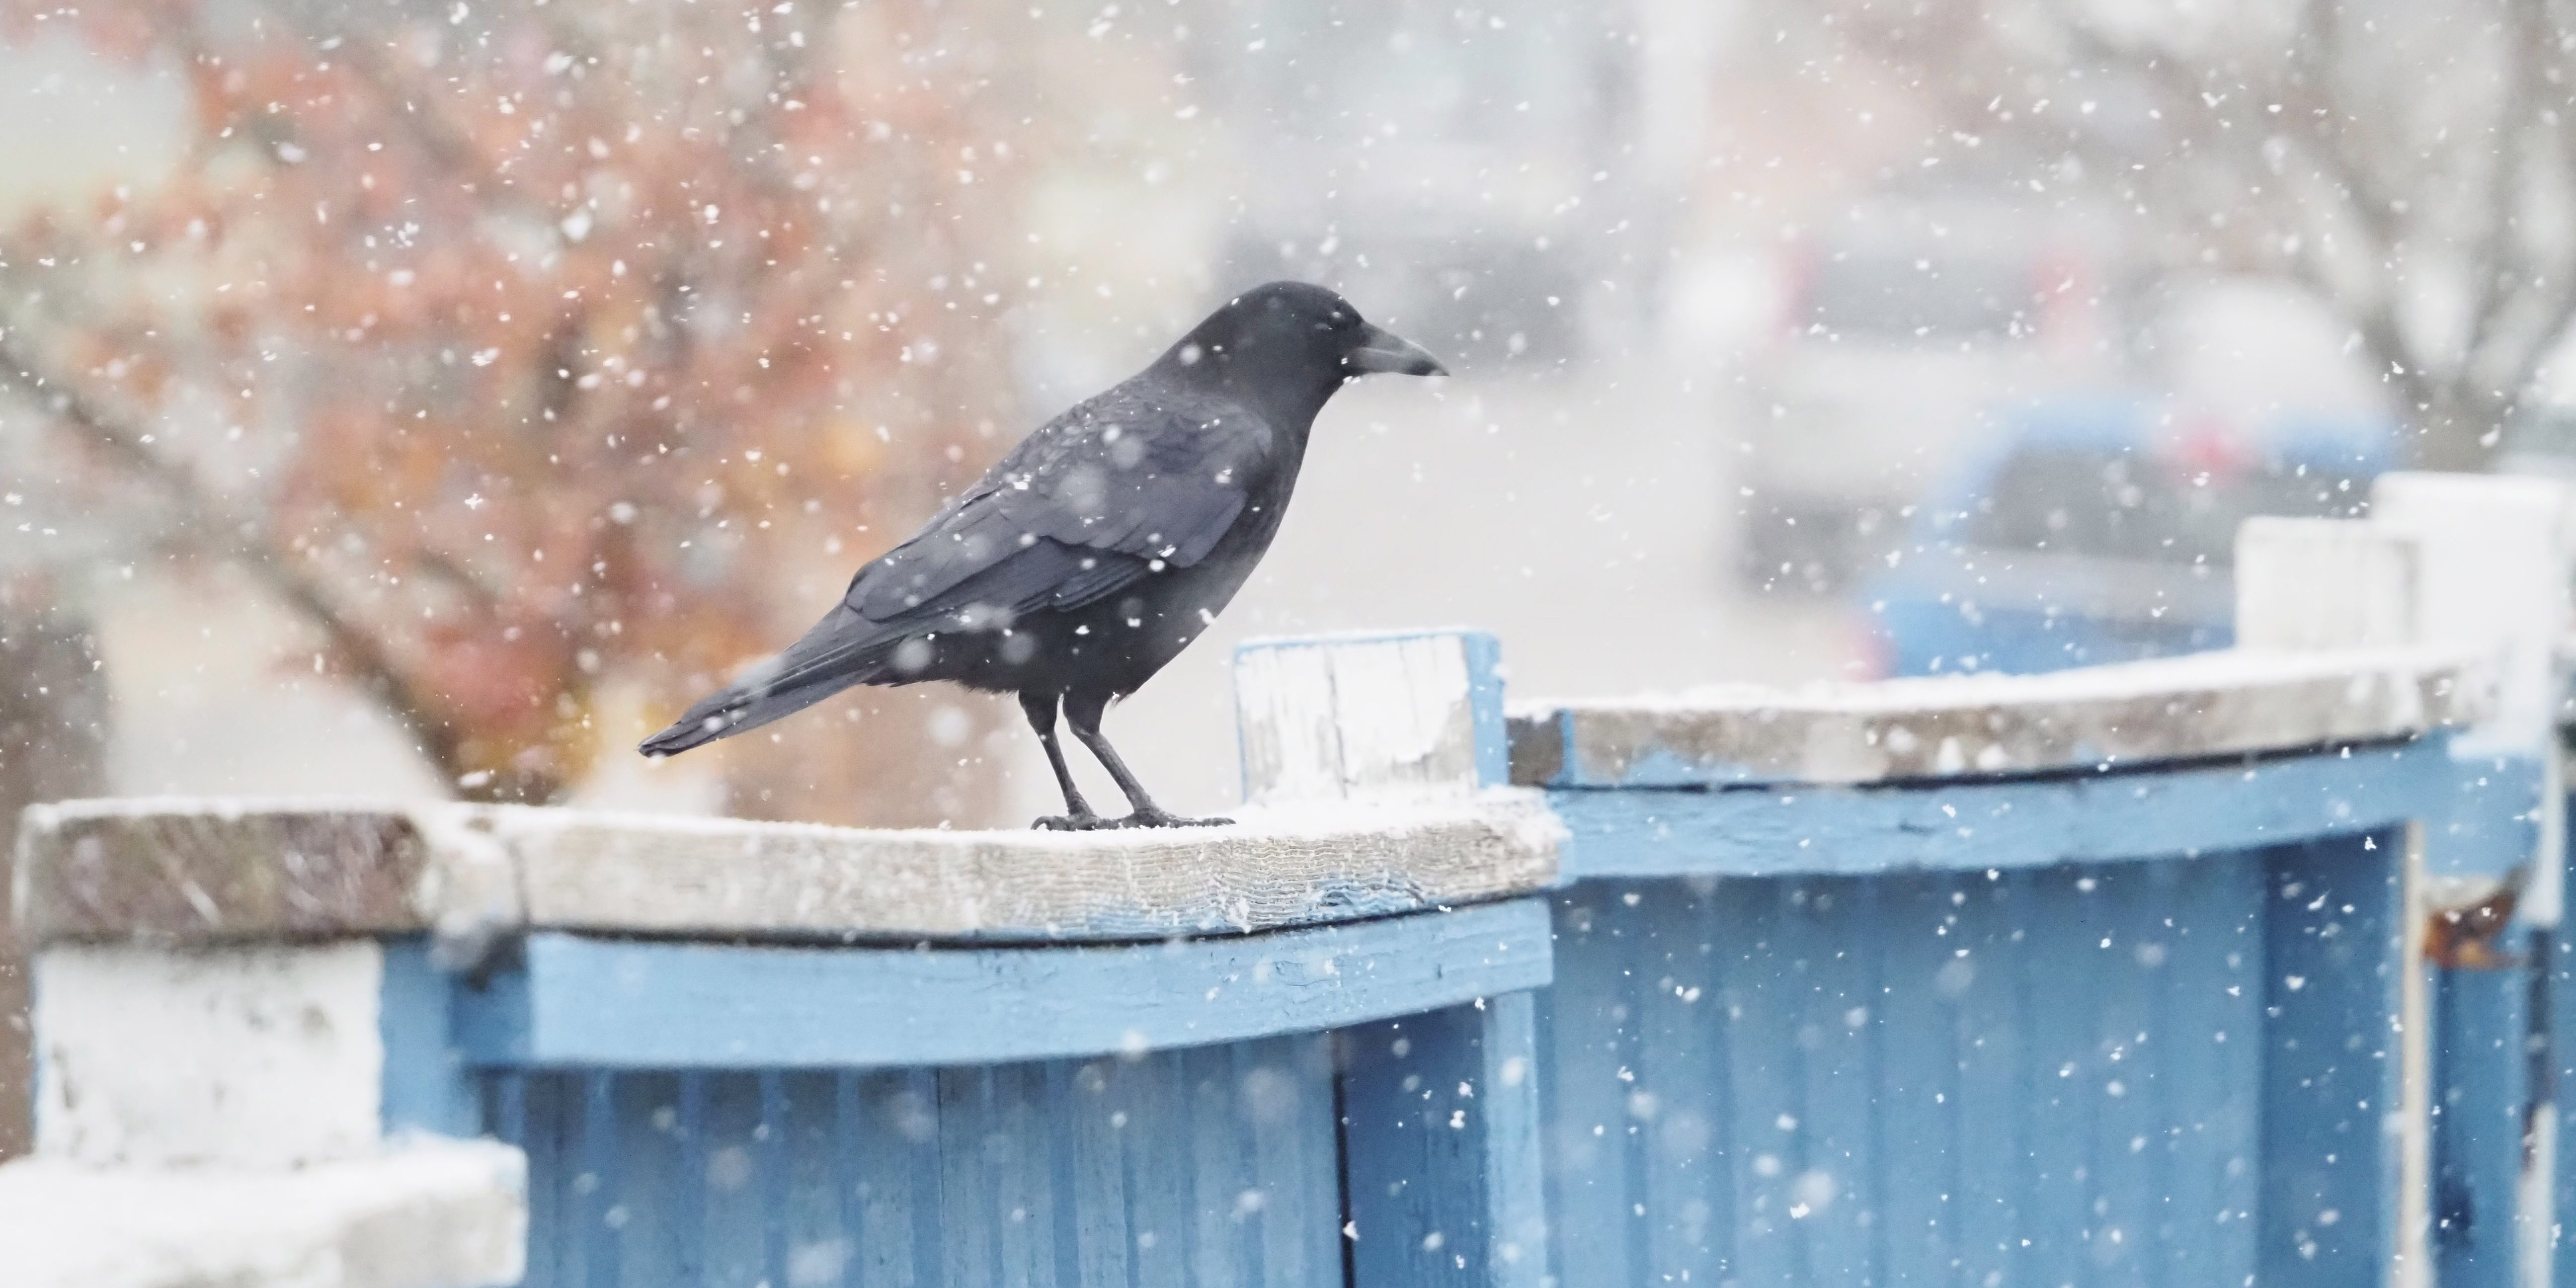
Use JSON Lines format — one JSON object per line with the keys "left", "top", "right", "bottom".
{"left": 3, "top": 1136, "right": 524, "bottom": 1288}
{"left": 0, "top": 630, "right": 1552, "bottom": 1288}
{"left": 13, "top": 631, "right": 1556, "bottom": 952}
{"left": 0, "top": 929, "right": 527, "bottom": 1288}
{"left": 1510, "top": 644, "right": 2489, "bottom": 788}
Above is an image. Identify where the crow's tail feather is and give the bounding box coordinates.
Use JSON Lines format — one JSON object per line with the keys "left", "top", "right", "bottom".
{"left": 639, "top": 614, "right": 894, "bottom": 757}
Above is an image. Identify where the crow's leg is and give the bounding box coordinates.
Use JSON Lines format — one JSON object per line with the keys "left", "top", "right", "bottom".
{"left": 1062, "top": 688, "right": 1233, "bottom": 829}
{"left": 1021, "top": 691, "right": 1110, "bottom": 831}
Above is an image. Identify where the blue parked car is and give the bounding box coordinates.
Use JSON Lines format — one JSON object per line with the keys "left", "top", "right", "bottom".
{"left": 1863, "top": 397, "right": 2392, "bottom": 676}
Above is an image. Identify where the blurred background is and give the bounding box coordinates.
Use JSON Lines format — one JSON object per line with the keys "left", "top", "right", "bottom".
{"left": 0, "top": 0, "right": 2568, "bottom": 1148}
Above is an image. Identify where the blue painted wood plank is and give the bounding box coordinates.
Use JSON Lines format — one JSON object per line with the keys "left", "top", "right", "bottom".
{"left": 1596, "top": 889, "right": 1655, "bottom": 1282}
{"left": 674, "top": 1072, "right": 712, "bottom": 1286}
{"left": 456, "top": 899, "right": 1552, "bottom": 1069}
{"left": 755, "top": 1072, "right": 795, "bottom": 1288}
{"left": 2017, "top": 865, "right": 2097, "bottom": 1288}
{"left": 1000, "top": 1062, "right": 1060, "bottom": 1288}
{"left": 1061, "top": 1059, "right": 1133, "bottom": 1288}
{"left": 1533, "top": 892, "right": 1637, "bottom": 1288}
{"left": 1950, "top": 869, "right": 2030, "bottom": 1288}
{"left": 2091, "top": 863, "right": 2161, "bottom": 1288}
{"left": 1236, "top": 1034, "right": 1339, "bottom": 1288}
{"left": 781, "top": 1072, "right": 849, "bottom": 1287}
{"left": 2259, "top": 830, "right": 2404, "bottom": 1288}
{"left": 1786, "top": 879, "right": 1878, "bottom": 1288}
{"left": 525, "top": 1074, "right": 570, "bottom": 1288}
{"left": 1342, "top": 994, "right": 1550, "bottom": 1288}
{"left": 1121, "top": 1049, "right": 1193, "bottom": 1288}
{"left": 618, "top": 1073, "right": 691, "bottom": 1288}
{"left": 1872, "top": 873, "right": 1960, "bottom": 1286}
{"left": 935, "top": 1066, "right": 1017, "bottom": 1288}
{"left": 1476, "top": 992, "right": 1549, "bottom": 1283}
{"left": 2425, "top": 752, "right": 2546, "bottom": 878}
{"left": 1549, "top": 737, "right": 2453, "bottom": 880}
{"left": 578, "top": 1072, "right": 622, "bottom": 1288}
{"left": 1630, "top": 880, "right": 1728, "bottom": 1286}
{"left": 701, "top": 1073, "right": 773, "bottom": 1288}
{"left": 2153, "top": 855, "right": 2262, "bottom": 1287}
{"left": 1722, "top": 883, "right": 1807, "bottom": 1286}
{"left": 1462, "top": 630, "right": 1509, "bottom": 789}
{"left": 2433, "top": 965, "right": 2532, "bottom": 1288}
{"left": 845, "top": 1069, "right": 938, "bottom": 1288}
{"left": 932, "top": 1067, "right": 990, "bottom": 1288}
{"left": 1185, "top": 1043, "right": 1251, "bottom": 1288}
{"left": 377, "top": 937, "right": 480, "bottom": 1137}
{"left": 2554, "top": 851, "right": 2576, "bottom": 1288}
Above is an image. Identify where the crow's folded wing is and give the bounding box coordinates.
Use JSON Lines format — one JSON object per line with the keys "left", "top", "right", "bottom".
{"left": 844, "top": 387, "right": 1264, "bottom": 626}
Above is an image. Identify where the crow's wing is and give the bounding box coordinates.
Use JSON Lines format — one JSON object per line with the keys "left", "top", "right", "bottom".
{"left": 642, "top": 385, "right": 1267, "bottom": 745}
{"left": 844, "top": 383, "right": 1266, "bottom": 624}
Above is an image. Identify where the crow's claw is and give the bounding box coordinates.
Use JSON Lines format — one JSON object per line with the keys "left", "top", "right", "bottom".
{"left": 1031, "top": 812, "right": 1115, "bottom": 831}
{"left": 1114, "top": 810, "right": 1235, "bottom": 830}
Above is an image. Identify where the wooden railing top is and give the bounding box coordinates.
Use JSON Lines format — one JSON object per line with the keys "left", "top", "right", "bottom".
{"left": 1511, "top": 645, "right": 2488, "bottom": 788}
{"left": 13, "top": 795, "right": 1562, "bottom": 949}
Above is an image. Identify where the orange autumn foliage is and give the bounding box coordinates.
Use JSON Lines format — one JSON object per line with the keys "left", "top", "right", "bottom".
{"left": 0, "top": 0, "right": 1044, "bottom": 811}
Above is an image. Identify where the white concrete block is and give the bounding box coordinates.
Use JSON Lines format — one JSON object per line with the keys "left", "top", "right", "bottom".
{"left": 1, "top": 1135, "right": 527, "bottom": 1288}
{"left": 34, "top": 940, "right": 385, "bottom": 1167}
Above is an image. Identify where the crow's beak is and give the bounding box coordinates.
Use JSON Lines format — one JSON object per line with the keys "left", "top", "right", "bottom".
{"left": 1344, "top": 322, "right": 1449, "bottom": 377}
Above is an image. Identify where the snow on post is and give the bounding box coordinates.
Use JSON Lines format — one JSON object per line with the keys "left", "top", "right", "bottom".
{"left": 1233, "top": 629, "right": 1509, "bottom": 805}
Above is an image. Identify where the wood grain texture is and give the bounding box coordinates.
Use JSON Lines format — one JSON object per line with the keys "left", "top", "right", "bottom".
{"left": 1343, "top": 994, "right": 1549, "bottom": 1288}
{"left": 499, "top": 796, "right": 1559, "bottom": 943}
{"left": 1235, "top": 630, "right": 1505, "bottom": 805}
{"left": 16, "top": 795, "right": 1561, "bottom": 947}
{"left": 496, "top": 1043, "right": 1341, "bottom": 1288}
{"left": 456, "top": 898, "right": 1554, "bottom": 1069}
{"left": 2259, "top": 830, "right": 2408, "bottom": 1288}
{"left": 1513, "top": 645, "right": 2486, "bottom": 789}
{"left": 14, "top": 799, "right": 432, "bottom": 944}
{"left": 2429, "top": 965, "right": 2530, "bottom": 1288}
{"left": 1550, "top": 734, "right": 2454, "bottom": 880}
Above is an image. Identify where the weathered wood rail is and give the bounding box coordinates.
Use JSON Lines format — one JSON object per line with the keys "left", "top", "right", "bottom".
{"left": 8, "top": 470, "right": 2571, "bottom": 1288}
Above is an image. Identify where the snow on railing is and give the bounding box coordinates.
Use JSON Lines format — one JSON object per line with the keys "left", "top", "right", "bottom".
{"left": 12, "top": 474, "right": 2566, "bottom": 1288}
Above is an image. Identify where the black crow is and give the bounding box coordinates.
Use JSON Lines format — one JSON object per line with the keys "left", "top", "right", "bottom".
{"left": 640, "top": 281, "right": 1447, "bottom": 829}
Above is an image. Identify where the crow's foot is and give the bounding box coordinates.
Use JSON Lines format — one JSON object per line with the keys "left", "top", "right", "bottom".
{"left": 1114, "top": 809, "right": 1235, "bottom": 830}
{"left": 1031, "top": 811, "right": 1116, "bottom": 831}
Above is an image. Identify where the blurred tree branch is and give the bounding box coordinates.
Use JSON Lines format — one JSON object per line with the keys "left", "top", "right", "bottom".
{"left": 0, "top": 0, "right": 1046, "bottom": 818}
{"left": 1839, "top": 0, "right": 2576, "bottom": 470}
{"left": 0, "top": 332, "right": 472, "bottom": 774}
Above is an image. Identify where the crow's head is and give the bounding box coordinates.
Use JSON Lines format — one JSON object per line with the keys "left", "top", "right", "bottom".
{"left": 1164, "top": 282, "right": 1446, "bottom": 408}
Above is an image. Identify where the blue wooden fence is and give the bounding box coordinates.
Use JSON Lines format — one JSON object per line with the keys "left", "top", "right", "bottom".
{"left": 441, "top": 893, "right": 1551, "bottom": 1288}
{"left": 393, "top": 631, "right": 2482, "bottom": 1288}
{"left": 1516, "top": 715, "right": 2446, "bottom": 1288}
{"left": 18, "top": 631, "right": 2530, "bottom": 1287}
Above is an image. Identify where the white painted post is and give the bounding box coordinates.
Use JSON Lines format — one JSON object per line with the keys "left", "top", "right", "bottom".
{"left": 2240, "top": 475, "right": 2576, "bottom": 1288}
{"left": 1233, "top": 630, "right": 1508, "bottom": 806}
{"left": 2234, "top": 516, "right": 2423, "bottom": 652}
{"left": 2369, "top": 472, "right": 2574, "bottom": 754}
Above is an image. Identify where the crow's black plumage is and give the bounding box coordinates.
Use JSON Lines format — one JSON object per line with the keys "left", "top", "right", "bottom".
{"left": 639, "top": 281, "right": 1446, "bottom": 828}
